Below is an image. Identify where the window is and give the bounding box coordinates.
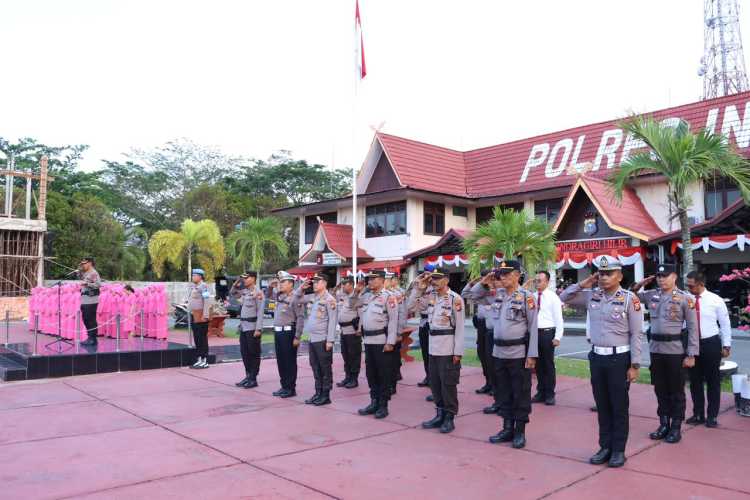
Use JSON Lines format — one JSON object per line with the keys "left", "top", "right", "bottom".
{"left": 366, "top": 201, "right": 406, "bottom": 237}
{"left": 476, "top": 203, "right": 524, "bottom": 225}
{"left": 452, "top": 206, "right": 468, "bottom": 217}
{"left": 423, "top": 202, "right": 445, "bottom": 235}
{"left": 304, "top": 212, "right": 337, "bottom": 244}
{"left": 705, "top": 178, "right": 740, "bottom": 220}
{"left": 534, "top": 198, "right": 563, "bottom": 223}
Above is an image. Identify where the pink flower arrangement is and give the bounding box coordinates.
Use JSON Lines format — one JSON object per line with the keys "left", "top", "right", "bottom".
{"left": 719, "top": 267, "right": 750, "bottom": 282}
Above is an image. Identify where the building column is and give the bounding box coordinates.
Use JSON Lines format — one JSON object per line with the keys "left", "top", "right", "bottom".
{"left": 633, "top": 254, "right": 644, "bottom": 283}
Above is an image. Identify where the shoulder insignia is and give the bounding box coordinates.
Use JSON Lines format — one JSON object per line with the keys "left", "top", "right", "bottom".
{"left": 526, "top": 296, "right": 535, "bottom": 309}
{"left": 329, "top": 299, "right": 336, "bottom": 310}
{"left": 454, "top": 298, "right": 463, "bottom": 312}
{"left": 632, "top": 295, "right": 641, "bottom": 311}
{"left": 388, "top": 296, "right": 397, "bottom": 308}
{"left": 687, "top": 298, "right": 695, "bottom": 309}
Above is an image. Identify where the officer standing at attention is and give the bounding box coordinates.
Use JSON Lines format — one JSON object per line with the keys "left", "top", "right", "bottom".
{"left": 230, "top": 271, "right": 265, "bottom": 388}
{"left": 631, "top": 263, "right": 698, "bottom": 443}
{"left": 186, "top": 269, "right": 212, "bottom": 369}
{"left": 560, "top": 255, "right": 643, "bottom": 468}
{"left": 469, "top": 260, "right": 538, "bottom": 449}
{"left": 462, "top": 270, "right": 493, "bottom": 395}
{"left": 268, "top": 272, "right": 305, "bottom": 398}
{"left": 352, "top": 270, "right": 399, "bottom": 419}
{"left": 79, "top": 257, "right": 102, "bottom": 347}
{"left": 408, "top": 268, "right": 465, "bottom": 434}
{"left": 296, "top": 274, "right": 337, "bottom": 406}
{"left": 416, "top": 265, "right": 434, "bottom": 387}
{"left": 532, "top": 270, "right": 565, "bottom": 406}
{"left": 335, "top": 276, "right": 361, "bottom": 389}
{"left": 385, "top": 271, "right": 406, "bottom": 394}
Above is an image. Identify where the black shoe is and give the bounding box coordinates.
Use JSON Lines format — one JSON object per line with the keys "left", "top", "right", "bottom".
{"left": 345, "top": 379, "right": 359, "bottom": 389}
{"left": 544, "top": 397, "right": 556, "bottom": 406}
{"left": 665, "top": 419, "right": 682, "bottom": 443}
{"left": 589, "top": 448, "right": 611, "bottom": 465}
{"left": 483, "top": 403, "right": 501, "bottom": 415}
{"left": 336, "top": 377, "right": 350, "bottom": 388}
{"left": 81, "top": 338, "right": 97, "bottom": 346}
{"left": 531, "top": 393, "right": 544, "bottom": 403}
{"left": 426, "top": 394, "right": 434, "bottom": 402}
{"left": 279, "top": 389, "right": 296, "bottom": 398}
{"left": 358, "top": 399, "right": 379, "bottom": 416}
{"left": 417, "top": 377, "right": 430, "bottom": 387}
{"left": 422, "top": 408, "right": 445, "bottom": 429}
{"left": 649, "top": 416, "right": 670, "bottom": 440}
{"left": 374, "top": 401, "right": 389, "bottom": 419}
{"left": 705, "top": 417, "right": 718, "bottom": 428}
{"left": 475, "top": 384, "right": 492, "bottom": 394}
{"left": 439, "top": 412, "right": 455, "bottom": 434}
{"left": 686, "top": 415, "right": 705, "bottom": 425}
{"left": 512, "top": 421, "right": 526, "bottom": 449}
{"left": 272, "top": 388, "right": 285, "bottom": 397}
{"left": 244, "top": 379, "right": 258, "bottom": 389}
{"left": 236, "top": 375, "right": 250, "bottom": 387}
{"left": 608, "top": 452, "right": 626, "bottom": 468}
{"left": 489, "top": 419, "right": 514, "bottom": 444}
{"left": 305, "top": 392, "right": 322, "bottom": 404}
{"left": 314, "top": 391, "right": 331, "bottom": 406}
{"left": 590, "top": 406, "right": 598, "bottom": 412}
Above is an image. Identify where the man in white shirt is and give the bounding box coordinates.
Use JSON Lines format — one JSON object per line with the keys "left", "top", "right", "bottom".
{"left": 685, "top": 271, "right": 732, "bottom": 428}
{"left": 532, "top": 270, "right": 565, "bottom": 406}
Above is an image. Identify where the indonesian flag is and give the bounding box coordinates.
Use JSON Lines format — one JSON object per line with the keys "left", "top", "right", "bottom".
{"left": 355, "top": 0, "right": 366, "bottom": 79}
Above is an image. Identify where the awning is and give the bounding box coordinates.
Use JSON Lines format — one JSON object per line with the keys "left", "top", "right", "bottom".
{"left": 285, "top": 265, "right": 322, "bottom": 278}
{"left": 670, "top": 234, "right": 750, "bottom": 255}
{"left": 555, "top": 247, "right": 643, "bottom": 269}
{"left": 340, "top": 259, "right": 410, "bottom": 277}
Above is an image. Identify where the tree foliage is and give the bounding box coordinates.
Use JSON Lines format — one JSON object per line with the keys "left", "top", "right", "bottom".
{"left": 226, "top": 217, "right": 289, "bottom": 273}
{"left": 148, "top": 219, "right": 225, "bottom": 281}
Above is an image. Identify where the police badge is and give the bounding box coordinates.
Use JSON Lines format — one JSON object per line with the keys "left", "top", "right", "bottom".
{"left": 583, "top": 211, "right": 598, "bottom": 236}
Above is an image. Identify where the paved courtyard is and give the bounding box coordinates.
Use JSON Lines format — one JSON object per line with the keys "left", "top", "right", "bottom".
{"left": 0, "top": 356, "right": 748, "bottom": 499}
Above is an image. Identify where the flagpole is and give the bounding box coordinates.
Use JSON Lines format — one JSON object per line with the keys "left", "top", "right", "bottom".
{"left": 352, "top": 0, "right": 362, "bottom": 283}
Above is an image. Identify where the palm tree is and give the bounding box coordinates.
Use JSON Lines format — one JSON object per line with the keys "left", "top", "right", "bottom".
{"left": 225, "top": 216, "right": 288, "bottom": 273}
{"left": 610, "top": 116, "right": 750, "bottom": 279}
{"left": 148, "top": 219, "right": 225, "bottom": 281}
{"left": 463, "top": 207, "right": 557, "bottom": 280}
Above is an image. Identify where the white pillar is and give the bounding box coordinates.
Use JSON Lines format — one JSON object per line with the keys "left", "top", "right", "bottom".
{"left": 633, "top": 254, "right": 644, "bottom": 282}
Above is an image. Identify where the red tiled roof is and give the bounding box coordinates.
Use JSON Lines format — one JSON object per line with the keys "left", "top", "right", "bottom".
{"left": 403, "top": 228, "right": 471, "bottom": 259}
{"left": 319, "top": 223, "right": 372, "bottom": 259}
{"left": 340, "top": 259, "right": 411, "bottom": 276}
{"left": 373, "top": 91, "right": 750, "bottom": 199}
{"left": 555, "top": 176, "right": 664, "bottom": 242}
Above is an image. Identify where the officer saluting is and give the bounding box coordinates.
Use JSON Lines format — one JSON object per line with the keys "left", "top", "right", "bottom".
{"left": 408, "top": 268, "right": 465, "bottom": 434}
{"left": 335, "top": 276, "right": 361, "bottom": 389}
{"left": 560, "top": 255, "right": 643, "bottom": 468}
{"left": 268, "top": 272, "right": 305, "bottom": 398}
{"left": 352, "top": 270, "right": 398, "bottom": 419}
{"left": 230, "top": 271, "right": 265, "bottom": 388}
{"left": 296, "top": 273, "right": 337, "bottom": 406}
{"left": 468, "top": 260, "right": 538, "bottom": 449}
{"left": 631, "top": 263, "right": 698, "bottom": 443}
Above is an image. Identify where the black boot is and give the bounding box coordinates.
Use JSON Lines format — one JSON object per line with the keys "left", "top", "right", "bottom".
{"left": 81, "top": 337, "right": 97, "bottom": 346}
{"left": 374, "top": 399, "right": 389, "bottom": 419}
{"left": 305, "top": 391, "right": 322, "bottom": 404}
{"left": 489, "top": 419, "right": 514, "bottom": 443}
{"left": 345, "top": 378, "right": 359, "bottom": 389}
{"left": 439, "top": 412, "right": 455, "bottom": 434}
{"left": 686, "top": 414, "right": 705, "bottom": 425}
{"left": 336, "top": 377, "right": 350, "bottom": 388}
{"left": 425, "top": 394, "right": 434, "bottom": 402}
{"left": 665, "top": 419, "right": 682, "bottom": 443}
{"left": 358, "top": 398, "right": 379, "bottom": 415}
{"left": 608, "top": 451, "right": 626, "bottom": 468}
{"left": 244, "top": 378, "right": 258, "bottom": 388}
{"left": 531, "top": 393, "right": 544, "bottom": 403}
{"left": 475, "top": 384, "right": 492, "bottom": 394}
{"left": 589, "top": 448, "right": 611, "bottom": 465}
{"left": 512, "top": 421, "right": 526, "bottom": 449}
{"left": 236, "top": 374, "right": 250, "bottom": 387}
{"left": 422, "top": 408, "right": 445, "bottom": 429}
{"left": 649, "top": 416, "right": 670, "bottom": 440}
{"left": 314, "top": 390, "right": 331, "bottom": 406}
{"left": 483, "top": 402, "right": 501, "bottom": 415}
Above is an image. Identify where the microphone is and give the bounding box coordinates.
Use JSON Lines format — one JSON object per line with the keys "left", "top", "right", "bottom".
{"left": 65, "top": 269, "right": 80, "bottom": 277}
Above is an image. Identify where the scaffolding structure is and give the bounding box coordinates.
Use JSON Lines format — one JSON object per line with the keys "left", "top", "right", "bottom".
{"left": 700, "top": 0, "right": 750, "bottom": 99}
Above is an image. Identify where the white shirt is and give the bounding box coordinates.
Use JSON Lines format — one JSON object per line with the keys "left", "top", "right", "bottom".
{"left": 535, "top": 287, "right": 565, "bottom": 341}
{"left": 691, "top": 290, "right": 732, "bottom": 347}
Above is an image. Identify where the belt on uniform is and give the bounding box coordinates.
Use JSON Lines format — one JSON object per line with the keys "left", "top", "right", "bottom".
{"left": 700, "top": 334, "right": 720, "bottom": 342}
{"left": 81, "top": 289, "right": 100, "bottom": 297}
{"left": 420, "top": 314, "right": 428, "bottom": 319}
{"left": 274, "top": 326, "right": 294, "bottom": 332}
{"left": 650, "top": 333, "right": 682, "bottom": 342}
{"left": 429, "top": 328, "right": 455, "bottom": 336}
{"left": 592, "top": 345, "right": 631, "bottom": 355}
{"left": 362, "top": 328, "right": 387, "bottom": 337}
{"left": 494, "top": 336, "right": 527, "bottom": 347}
{"left": 339, "top": 320, "right": 355, "bottom": 327}
{"left": 240, "top": 316, "right": 258, "bottom": 322}
{"left": 538, "top": 327, "right": 555, "bottom": 333}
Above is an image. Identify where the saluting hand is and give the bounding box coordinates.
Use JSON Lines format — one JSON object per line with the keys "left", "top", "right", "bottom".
{"left": 579, "top": 273, "right": 599, "bottom": 289}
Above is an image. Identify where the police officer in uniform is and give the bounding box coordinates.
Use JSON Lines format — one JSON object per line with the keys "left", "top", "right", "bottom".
{"left": 386, "top": 271, "right": 406, "bottom": 394}
{"left": 186, "top": 269, "right": 213, "bottom": 369}
{"left": 631, "top": 263, "right": 698, "bottom": 443}
{"left": 79, "top": 257, "right": 102, "bottom": 346}
{"left": 352, "top": 270, "right": 399, "bottom": 419}
{"left": 560, "top": 256, "right": 643, "bottom": 468}
{"left": 230, "top": 271, "right": 265, "bottom": 388}
{"left": 268, "top": 272, "right": 305, "bottom": 398}
{"left": 469, "top": 260, "right": 538, "bottom": 449}
{"left": 296, "top": 273, "right": 338, "bottom": 405}
{"left": 462, "top": 270, "right": 493, "bottom": 395}
{"left": 335, "top": 276, "right": 361, "bottom": 388}
{"left": 408, "top": 268, "right": 465, "bottom": 433}
{"left": 416, "top": 266, "right": 433, "bottom": 387}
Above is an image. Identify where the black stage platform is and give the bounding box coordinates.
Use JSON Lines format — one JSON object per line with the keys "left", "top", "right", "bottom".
{"left": 0, "top": 337, "right": 215, "bottom": 381}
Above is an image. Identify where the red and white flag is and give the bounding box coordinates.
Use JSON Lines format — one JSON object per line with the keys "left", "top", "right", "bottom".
{"left": 355, "top": 0, "right": 367, "bottom": 80}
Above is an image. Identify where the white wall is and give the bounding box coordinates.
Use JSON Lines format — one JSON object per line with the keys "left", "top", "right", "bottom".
{"left": 635, "top": 180, "right": 705, "bottom": 233}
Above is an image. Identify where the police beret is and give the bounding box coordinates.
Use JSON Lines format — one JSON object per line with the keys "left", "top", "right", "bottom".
{"left": 367, "top": 270, "right": 387, "bottom": 278}
{"left": 656, "top": 263, "right": 677, "bottom": 276}
{"left": 240, "top": 270, "right": 258, "bottom": 279}
{"left": 430, "top": 267, "right": 449, "bottom": 279}
{"left": 340, "top": 276, "right": 354, "bottom": 284}
{"left": 311, "top": 273, "right": 327, "bottom": 282}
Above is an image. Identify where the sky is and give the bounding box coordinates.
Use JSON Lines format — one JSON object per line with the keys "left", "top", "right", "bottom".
{"left": 1, "top": 0, "right": 746, "bottom": 172}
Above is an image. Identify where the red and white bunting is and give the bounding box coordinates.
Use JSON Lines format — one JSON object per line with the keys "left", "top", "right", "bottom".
{"left": 555, "top": 247, "right": 643, "bottom": 270}
{"left": 424, "top": 253, "right": 503, "bottom": 267}
{"left": 671, "top": 234, "right": 750, "bottom": 254}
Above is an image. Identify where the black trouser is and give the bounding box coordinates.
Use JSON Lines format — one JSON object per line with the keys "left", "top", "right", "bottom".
{"left": 430, "top": 354, "right": 461, "bottom": 415}
{"left": 535, "top": 328, "right": 557, "bottom": 398}
{"left": 191, "top": 321, "right": 209, "bottom": 358}
{"left": 418, "top": 323, "right": 430, "bottom": 378}
{"left": 391, "top": 340, "right": 403, "bottom": 388}
{"left": 274, "top": 329, "right": 298, "bottom": 391}
{"left": 239, "top": 329, "right": 261, "bottom": 379}
{"left": 81, "top": 303, "right": 99, "bottom": 339}
{"left": 589, "top": 351, "right": 630, "bottom": 453}
{"left": 340, "top": 334, "right": 362, "bottom": 380}
{"left": 475, "top": 317, "right": 491, "bottom": 387}
{"left": 494, "top": 357, "right": 532, "bottom": 423}
{"left": 485, "top": 326, "right": 495, "bottom": 390}
{"left": 689, "top": 335, "right": 722, "bottom": 420}
{"left": 309, "top": 341, "right": 333, "bottom": 392}
{"left": 365, "top": 343, "right": 392, "bottom": 402}
{"left": 650, "top": 352, "right": 686, "bottom": 420}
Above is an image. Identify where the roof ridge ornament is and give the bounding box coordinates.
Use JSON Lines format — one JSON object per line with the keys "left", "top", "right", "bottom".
{"left": 566, "top": 161, "right": 593, "bottom": 177}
